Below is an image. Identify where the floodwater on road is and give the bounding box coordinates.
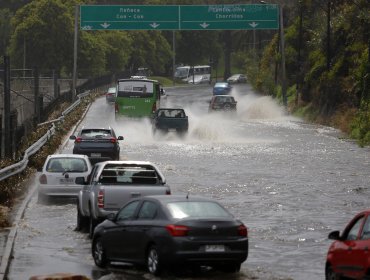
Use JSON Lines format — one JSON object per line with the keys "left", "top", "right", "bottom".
{"left": 7, "top": 84, "right": 370, "bottom": 280}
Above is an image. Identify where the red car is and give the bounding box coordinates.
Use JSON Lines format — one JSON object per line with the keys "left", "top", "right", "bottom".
{"left": 326, "top": 209, "right": 370, "bottom": 279}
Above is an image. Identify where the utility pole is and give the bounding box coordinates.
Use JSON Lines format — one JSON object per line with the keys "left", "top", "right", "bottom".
{"left": 72, "top": 5, "right": 79, "bottom": 102}
{"left": 3, "top": 56, "right": 11, "bottom": 158}
{"left": 279, "top": 5, "right": 287, "bottom": 107}
{"left": 326, "top": 0, "right": 331, "bottom": 71}
{"left": 172, "top": 30, "right": 176, "bottom": 86}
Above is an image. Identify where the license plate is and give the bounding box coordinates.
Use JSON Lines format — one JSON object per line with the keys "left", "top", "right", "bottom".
{"left": 60, "top": 178, "right": 74, "bottom": 184}
{"left": 205, "top": 245, "right": 225, "bottom": 252}
{"left": 91, "top": 153, "right": 101, "bottom": 157}
{"left": 168, "top": 128, "right": 177, "bottom": 132}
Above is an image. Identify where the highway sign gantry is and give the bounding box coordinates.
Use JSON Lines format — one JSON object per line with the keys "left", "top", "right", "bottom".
{"left": 80, "top": 4, "right": 279, "bottom": 31}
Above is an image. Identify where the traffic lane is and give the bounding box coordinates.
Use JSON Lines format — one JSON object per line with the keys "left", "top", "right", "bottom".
{"left": 8, "top": 196, "right": 263, "bottom": 280}
{"left": 6, "top": 194, "right": 108, "bottom": 280}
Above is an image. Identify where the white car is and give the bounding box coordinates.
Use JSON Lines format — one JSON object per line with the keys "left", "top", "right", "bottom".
{"left": 37, "top": 154, "right": 93, "bottom": 204}
{"left": 227, "top": 74, "right": 247, "bottom": 84}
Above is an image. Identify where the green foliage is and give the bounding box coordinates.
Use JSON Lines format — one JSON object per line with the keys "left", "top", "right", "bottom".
{"left": 127, "top": 31, "right": 172, "bottom": 75}
{"left": 9, "top": 0, "right": 74, "bottom": 71}
{"left": 0, "top": 9, "right": 12, "bottom": 55}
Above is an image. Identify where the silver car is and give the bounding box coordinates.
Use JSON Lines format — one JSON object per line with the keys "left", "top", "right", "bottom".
{"left": 37, "top": 154, "right": 93, "bottom": 204}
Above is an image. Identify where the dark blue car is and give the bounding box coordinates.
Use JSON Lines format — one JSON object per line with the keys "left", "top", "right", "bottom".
{"left": 213, "top": 82, "right": 232, "bottom": 95}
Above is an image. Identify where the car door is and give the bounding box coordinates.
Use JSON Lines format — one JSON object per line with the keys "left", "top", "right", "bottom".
{"left": 334, "top": 215, "right": 365, "bottom": 277}
{"left": 107, "top": 200, "right": 141, "bottom": 260}
{"left": 353, "top": 214, "right": 370, "bottom": 278}
{"left": 129, "top": 200, "right": 159, "bottom": 262}
{"left": 81, "top": 165, "right": 98, "bottom": 215}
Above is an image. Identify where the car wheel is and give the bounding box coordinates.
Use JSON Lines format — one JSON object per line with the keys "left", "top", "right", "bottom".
{"left": 76, "top": 203, "right": 88, "bottom": 232}
{"left": 220, "top": 262, "right": 241, "bottom": 273}
{"left": 89, "top": 214, "right": 97, "bottom": 239}
{"left": 92, "top": 237, "right": 108, "bottom": 268}
{"left": 223, "top": 103, "right": 232, "bottom": 111}
{"left": 147, "top": 245, "right": 162, "bottom": 276}
{"left": 325, "top": 264, "right": 340, "bottom": 280}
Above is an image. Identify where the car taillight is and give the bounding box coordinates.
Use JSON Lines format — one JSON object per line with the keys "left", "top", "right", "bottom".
{"left": 166, "top": 225, "right": 189, "bottom": 237}
{"left": 115, "top": 102, "right": 119, "bottom": 113}
{"left": 152, "top": 102, "right": 156, "bottom": 113}
{"left": 75, "top": 137, "right": 82, "bottom": 143}
{"left": 166, "top": 189, "right": 171, "bottom": 195}
{"left": 39, "top": 174, "right": 47, "bottom": 184}
{"left": 97, "top": 190, "right": 104, "bottom": 208}
{"left": 110, "top": 137, "right": 117, "bottom": 143}
{"left": 238, "top": 224, "right": 248, "bottom": 237}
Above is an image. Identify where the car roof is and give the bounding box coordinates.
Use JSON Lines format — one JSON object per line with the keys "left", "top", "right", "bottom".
{"left": 214, "top": 82, "right": 229, "bottom": 86}
{"left": 47, "top": 154, "right": 89, "bottom": 159}
{"left": 157, "top": 108, "right": 185, "bottom": 111}
{"left": 213, "top": 95, "right": 234, "bottom": 98}
{"left": 143, "top": 194, "right": 217, "bottom": 204}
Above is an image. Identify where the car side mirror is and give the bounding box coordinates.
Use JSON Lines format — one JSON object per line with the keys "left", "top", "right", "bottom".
{"left": 328, "top": 230, "right": 341, "bottom": 240}
{"left": 69, "top": 135, "right": 76, "bottom": 140}
{"left": 117, "top": 136, "right": 124, "bottom": 140}
{"left": 107, "top": 213, "right": 116, "bottom": 221}
{"left": 75, "top": 177, "right": 86, "bottom": 185}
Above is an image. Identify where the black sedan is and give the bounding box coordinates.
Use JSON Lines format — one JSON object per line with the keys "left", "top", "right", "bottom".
{"left": 70, "top": 127, "right": 123, "bottom": 164}
{"left": 92, "top": 195, "right": 248, "bottom": 275}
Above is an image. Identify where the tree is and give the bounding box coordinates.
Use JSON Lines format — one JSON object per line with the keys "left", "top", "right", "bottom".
{"left": 9, "top": 0, "right": 74, "bottom": 73}
{"left": 0, "top": 9, "right": 12, "bottom": 56}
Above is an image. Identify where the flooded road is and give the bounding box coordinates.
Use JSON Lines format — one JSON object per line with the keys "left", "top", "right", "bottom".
{"left": 7, "top": 84, "right": 370, "bottom": 280}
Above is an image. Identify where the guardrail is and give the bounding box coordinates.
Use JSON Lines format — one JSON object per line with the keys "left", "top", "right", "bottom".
{"left": 0, "top": 91, "right": 91, "bottom": 182}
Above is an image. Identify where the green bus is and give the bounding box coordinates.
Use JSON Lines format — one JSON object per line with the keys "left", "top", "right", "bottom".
{"left": 115, "top": 78, "right": 162, "bottom": 118}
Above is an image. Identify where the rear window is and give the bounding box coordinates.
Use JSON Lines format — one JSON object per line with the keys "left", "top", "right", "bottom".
{"left": 46, "top": 158, "right": 88, "bottom": 173}
{"left": 99, "top": 164, "right": 160, "bottom": 184}
{"left": 215, "top": 96, "right": 235, "bottom": 103}
{"left": 108, "top": 87, "right": 116, "bottom": 94}
{"left": 166, "top": 201, "right": 232, "bottom": 219}
{"left": 80, "top": 129, "right": 112, "bottom": 138}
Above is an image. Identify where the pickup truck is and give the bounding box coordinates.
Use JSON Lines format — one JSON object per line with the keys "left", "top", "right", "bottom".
{"left": 152, "top": 108, "right": 189, "bottom": 135}
{"left": 75, "top": 160, "right": 171, "bottom": 238}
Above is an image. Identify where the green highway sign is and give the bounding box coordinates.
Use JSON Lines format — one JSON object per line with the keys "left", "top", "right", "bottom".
{"left": 180, "top": 4, "right": 279, "bottom": 30}
{"left": 80, "top": 4, "right": 279, "bottom": 31}
{"left": 80, "top": 5, "right": 179, "bottom": 30}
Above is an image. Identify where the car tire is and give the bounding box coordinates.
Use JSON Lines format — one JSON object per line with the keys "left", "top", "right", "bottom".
{"left": 89, "top": 212, "right": 97, "bottom": 239}
{"left": 147, "top": 245, "right": 162, "bottom": 276}
{"left": 325, "top": 264, "right": 340, "bottom": 280}
{"left": 92, "top": 237, "right": 108, "bottom": 268}
{"left": 76, "top": 203, "right": 88, "bottom": 232}
{"left": 220, "top": 262, "right": 241, "bottom": 273}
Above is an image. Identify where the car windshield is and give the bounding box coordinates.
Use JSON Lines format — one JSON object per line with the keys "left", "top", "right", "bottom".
{"left": 46, "top": 158, "right": 87, "bottom": 173}
{"left": 166, "top": 201, "right": 232, "bottom": 219}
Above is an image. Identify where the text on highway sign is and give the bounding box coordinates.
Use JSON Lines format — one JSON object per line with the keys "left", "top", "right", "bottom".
{"left": 80, "top": 4, "right": 279, "bottom": 31}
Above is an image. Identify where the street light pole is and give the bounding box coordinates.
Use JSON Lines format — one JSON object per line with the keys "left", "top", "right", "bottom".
{"left": 72, "top": 5, "right": 79, "bottom": 102}
{"left": 279, "top": 5, "right": 287, "bottom": 107}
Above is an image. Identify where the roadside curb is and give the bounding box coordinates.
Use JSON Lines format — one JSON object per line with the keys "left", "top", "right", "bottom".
{"left": 0, "top": 174, "right": 37, "bottom": 280}
{"left": 0, "top": 100, "right": 93, "bottom": 280}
